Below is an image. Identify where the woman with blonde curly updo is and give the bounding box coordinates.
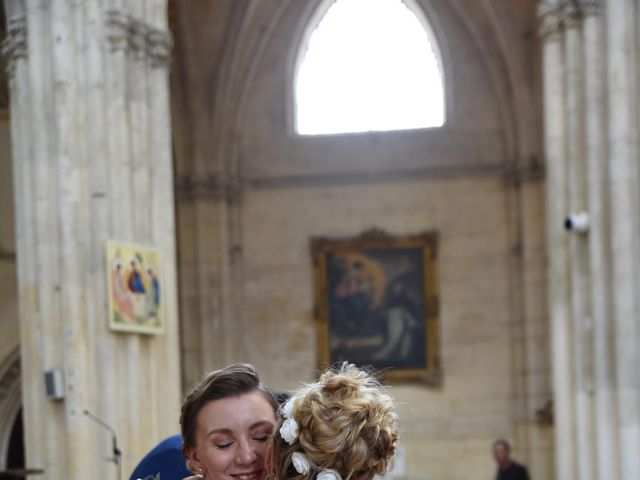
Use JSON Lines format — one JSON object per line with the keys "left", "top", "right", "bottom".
{"left": 267, "top": 363, "right": 398, "bottom": 480}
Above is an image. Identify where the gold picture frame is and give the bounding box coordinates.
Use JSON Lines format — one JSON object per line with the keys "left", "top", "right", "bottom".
{"left": 311, "top": 229, "right": 441, "bottom": 384}
{"left": 107, "top": 241, "right": 164, "bottom": 334}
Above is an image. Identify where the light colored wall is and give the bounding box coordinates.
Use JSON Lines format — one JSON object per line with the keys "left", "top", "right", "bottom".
{"left": 233, "top": 1, "right": 552, "bottom": 479}
{"left": 242, "top": 177, "right": 542, "bottom": 480}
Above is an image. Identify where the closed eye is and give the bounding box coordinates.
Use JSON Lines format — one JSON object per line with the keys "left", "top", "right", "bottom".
{"left": 215, "top": 442, "right": 233, "bottom": 449}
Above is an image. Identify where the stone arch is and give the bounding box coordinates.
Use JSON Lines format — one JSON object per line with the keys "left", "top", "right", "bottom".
{"left": 0, "top": 348, "right": 21, "bottom": 470}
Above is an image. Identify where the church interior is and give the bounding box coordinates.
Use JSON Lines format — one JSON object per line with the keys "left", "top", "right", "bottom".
{"left": 0, "top": 0, "right": 637, "bottom": 479}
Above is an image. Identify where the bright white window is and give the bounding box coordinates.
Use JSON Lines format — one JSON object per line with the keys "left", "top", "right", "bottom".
{"left": 295, "top": 0, "right": 445, "bottom": 135}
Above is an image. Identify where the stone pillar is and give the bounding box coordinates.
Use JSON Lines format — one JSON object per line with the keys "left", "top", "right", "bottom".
{"left": 539, "top": 0, "right": 640, "bottom": 479}
{"left": 3, "top": 1, "right": 180, "bottom": 478}
{"left": 563, "top": 4, "right": 596, "bottom": 480}
{"left": 538, "top": 2, "right": 575, "bottom": 479}
{"left": 582, "top": 3, "right": 618, "bottom": 480}
{"left": 605, "top": 0, "right": 640, "bottom": 478}
{"left": 169, "top": 2, "right": 248, "bottom": 390}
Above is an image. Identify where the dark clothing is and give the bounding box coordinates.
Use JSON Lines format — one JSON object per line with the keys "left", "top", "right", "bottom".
{"left": 496, "top": 461, "right": 530, "bottom": 480}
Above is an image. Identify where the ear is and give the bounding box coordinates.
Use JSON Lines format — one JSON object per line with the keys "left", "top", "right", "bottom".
{"left": 187, "top": 448, "right": 203, "bottom": 474}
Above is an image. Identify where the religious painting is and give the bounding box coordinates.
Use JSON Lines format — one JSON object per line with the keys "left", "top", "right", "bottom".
{"left": 312, "top": 229, "right": 440, "bottom": 383}
{"left": 107, "top": 241, "right": 164, "bottom": 334}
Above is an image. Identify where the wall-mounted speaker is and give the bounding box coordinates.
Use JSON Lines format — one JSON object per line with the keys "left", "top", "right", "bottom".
{"left": 44, "top": 369, "right": 65, "bottom": 401}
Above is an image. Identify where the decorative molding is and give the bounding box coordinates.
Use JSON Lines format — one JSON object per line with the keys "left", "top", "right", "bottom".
{"left": 128, "top": 19, "right": 148, "bottom": 60}
{"left": 146, "top": 27, "right": 173, "bottom": 67}
{"left": 562, "top": 1, "right": 583, "bottom": 29}
{"left": 1, "top": 15, "right": 27, "bottom": 77}
{"left": 537, "top": 1, "right": 564, "bottom": 37}
{"left": 105, "top": 9, "right": 129, "bottom": 52}
{"left": 175, "top": 174, "right": 242, "bottom": 203}
{"left": 245, "top": 164, "right": 505, "bottom": 190}
{"left": 504, "top": 157, "right": 546, "bottom": 186}
{"left": 105, "top": 9, "right": 172, "bottom": 67}
{"left": 538, "top": 0, "right": 603, "bottom": 36}
{"left": 578, "top": 0, "right": 603, "bottom": 17}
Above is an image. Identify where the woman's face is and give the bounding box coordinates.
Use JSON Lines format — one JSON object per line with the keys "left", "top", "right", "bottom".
{"left": 188, "top": 391, "right": 276, "bottom": 480}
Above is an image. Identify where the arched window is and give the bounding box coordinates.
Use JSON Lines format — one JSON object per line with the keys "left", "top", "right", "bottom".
{"left": 295, "top": 0, "right": 445, "bottom": 135}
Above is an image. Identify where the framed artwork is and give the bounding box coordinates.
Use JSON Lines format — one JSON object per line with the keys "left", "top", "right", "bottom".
{"left": 311, "top": 229, "right": 440, "bottom": 383}
{"left": 106, "top": 241, "right": 164, "bottom": 334}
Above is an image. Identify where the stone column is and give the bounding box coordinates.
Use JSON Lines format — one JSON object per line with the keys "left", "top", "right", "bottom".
{"left": 563, "top": 4, "right": 596, "bottom": 480}
{"left": 605, "top": 0, "right": 640, "bottom": 478}
{"left": 540, "top": 0, "right": 640, "bottom": 479}
{"left": 538, "top": 2, "right": 576, "bottom": 479}
{"left": 4, "top": 1, "right": 180, "bottom": 478}
{"left": 582, "top": 2, "right": 618, "bottom": 479}
{"left": 169, "top": 2, "right": 248, "bottom": 390}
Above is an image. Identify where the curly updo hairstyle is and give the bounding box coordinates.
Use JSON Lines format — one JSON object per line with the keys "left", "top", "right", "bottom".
{"left": 272, "top": 363, "right": 398, "bottom": 480}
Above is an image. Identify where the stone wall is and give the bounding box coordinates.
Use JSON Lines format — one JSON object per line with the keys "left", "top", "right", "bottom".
{"left": 170, "top": 1, "right": 553, "bottom": 479}
{"left": 242, "top": 178, "right": 549, "bottom": 480}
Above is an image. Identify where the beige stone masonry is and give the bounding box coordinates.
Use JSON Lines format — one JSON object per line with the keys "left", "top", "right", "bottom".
{"left": 3, "top": 1, "right": 180, "bottom": 478}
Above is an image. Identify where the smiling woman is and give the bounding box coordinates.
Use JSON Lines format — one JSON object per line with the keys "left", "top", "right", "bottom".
{"left": 180, "top": 364, "right": 278, "bottom": 480}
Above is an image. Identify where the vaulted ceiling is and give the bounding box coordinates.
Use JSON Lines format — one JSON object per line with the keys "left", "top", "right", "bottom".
{"left": 169, "top": 0, "right": 541, "bottom": 177}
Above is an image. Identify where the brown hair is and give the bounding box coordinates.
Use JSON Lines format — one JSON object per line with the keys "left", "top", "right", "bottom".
{"left": 493, "top": 438, "right": 511, "bottom": 451}
{"left": 180, "top": 363, "right": 277, "bottom": 458}
{"left": 272, "top": 363, "right": 398, "bottom": 480}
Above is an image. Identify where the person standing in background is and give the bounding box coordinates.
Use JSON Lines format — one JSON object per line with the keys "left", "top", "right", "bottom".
{"left": 492, "top": 439, "right": 530, "bottom": 480}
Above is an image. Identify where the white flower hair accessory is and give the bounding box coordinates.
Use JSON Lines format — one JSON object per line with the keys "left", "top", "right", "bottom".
{"left": 291, "top": 452, "right": 311, "bottom": 475}
{"left": 281, "top": 397, "right": 296, "bottom": 418}
{"left": 280, "top": 417, "right": 300, "bottom": 445}
{"left": 317, "top": 469, "right": 342, "bottom": 480}
{"left": 279, "top": 396, "right": 300, "bottom": 445}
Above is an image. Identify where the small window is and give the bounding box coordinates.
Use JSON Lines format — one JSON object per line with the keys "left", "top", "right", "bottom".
{"left": 295, "top": 0, "right": 445, "bottom": 135}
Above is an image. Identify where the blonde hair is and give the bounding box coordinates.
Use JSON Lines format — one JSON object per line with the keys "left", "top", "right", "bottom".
{"left": 273, "top": 363, "right": 398, "bottom": 480}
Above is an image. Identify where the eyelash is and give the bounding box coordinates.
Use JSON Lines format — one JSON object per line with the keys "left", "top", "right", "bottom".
{"left": 214, "top": 435, "right": 270, "bottom": 449}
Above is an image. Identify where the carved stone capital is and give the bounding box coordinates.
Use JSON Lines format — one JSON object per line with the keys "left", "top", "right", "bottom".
{"left": 577, "top": 0, "right": 603, "bottom": 17}
{"left": 562, "top": 2, "right": 582, "bottom": 29}
{"left": 537, "top": 1, "right": 564, "bottom": 38}
{"left": 146, "top": 27, "right": 173, "bottom": 68}
{"left": 105, "top": 9, "right": 173, "bottom": 67}
{"left": 105, "top": 9, "right": 129, "bottom": 52}
{"left": 538, "top": 0, "right": 603, "bottom": 36}
{"left": 128, "top": 19, "right": 148, "bottom": 60}
{"left": 1, "top": 15, "right": 27, "bottom": 78}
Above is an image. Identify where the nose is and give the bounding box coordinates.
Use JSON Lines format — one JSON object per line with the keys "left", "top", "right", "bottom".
{"left": 236, "top": 439, "right": 258, "bottom": 465}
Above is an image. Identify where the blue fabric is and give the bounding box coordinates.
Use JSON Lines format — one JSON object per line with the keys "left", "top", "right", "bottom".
{"left": 129, "top": 434, "right": 191, "bottom": 480}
